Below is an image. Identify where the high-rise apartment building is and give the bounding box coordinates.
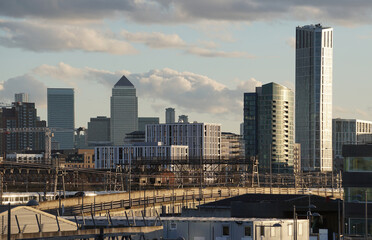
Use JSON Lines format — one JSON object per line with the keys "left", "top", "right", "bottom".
{"left": 0, "top": 102, "right": 41, "bottom": 154}
{"left": 145, "top": 123, "right": 221, "bottom": 159}
{"left": 110, "top": 76, "right": 138, "bottom": 145}
{"left": 295, "top": 24, "right": 333, "bottom": 172}
{"left": 165, "top": 108, "right": 175, "bottom": 124}
{"left": 87, "top": 116, "right": 111, "bottom": 146}
{"left": 14, "top": 93, "right": 29, "bottom": 103}
{"left": 47, "top": 88, "right": 75, "bottom": 149}
{"left": 333, "top": 118, "right": 372, "bottom": 158}
{"left": 221, "top": 132, "right": 243, "bottom": 159}
{"left": 95, "top": 143, "right": 188, "bottom": 169}
{"left": 244, "top": 82, "right": 294, "bottom": 173}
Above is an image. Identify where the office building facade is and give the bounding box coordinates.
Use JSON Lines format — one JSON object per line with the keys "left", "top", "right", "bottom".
{"left": 244, "top": 82, "right": 294, "bottom": 173}
{"left": 110, "top": 76, "right": 138, "bottom": 145}
{"left": 87, "top": 116, "right": 111, "bottom": 146}
{"left": 14, "top": 93, "right": 29, "bottom": 103}
{"left": 342, "top": 144, "right": 372, "bottom": 235}
{"left": 138, "top": 117, "right": 159, "bottom": 132}
{"left": 47, "top": 88, "right": 75, "bottom": 149}
{"left": 295, "top": 24, "right": 333, "bottom": 172}
{"left": 221, "top": 132, "right": 243, "bottom": 159}
{"left": 95, "top": 143, "right": 188, "bottom": 169}
{"left": 65, "top": 149, "right": 95, "bottom": 169}
{"left": 333, "top": 118, "right": 372, "bottom": 158}
{"left": 145, "top": 123, "right": 221, "bottom": 159}
{"left": 165, "top": 108, "right": 175, "bottom": 124}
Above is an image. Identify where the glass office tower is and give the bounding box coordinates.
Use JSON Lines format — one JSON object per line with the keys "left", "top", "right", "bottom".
{"left": 47, "top": 88, "right": 75, "bottom": 149}
{"left": 110, "top": 75, "right": 138, "bottom": 146}
{"left": 295, "top": 24, "right": 333, "bottom": 172}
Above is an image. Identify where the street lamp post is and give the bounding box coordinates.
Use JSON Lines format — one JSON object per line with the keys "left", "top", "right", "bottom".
{"left": 365, "top": 190, "right": 368, "bottom": 240}
{"left": 293, "top": 205, "right": 297, "bottom": 240}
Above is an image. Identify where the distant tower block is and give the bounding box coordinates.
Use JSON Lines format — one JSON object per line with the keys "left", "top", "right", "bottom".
{"left": 110, "top": 75, "right": 138, "bottom": 146}
{"left": 15, "top": 93, "right": 29, "bottom": 102}
{"left": 165, "top": 108, "right": 175, "bottom": 124}
{"left": 47, "top": 88, "right": 75, "bottom": 149}
{"left": 178, "top": 115, "right": 189, "bottom": 123}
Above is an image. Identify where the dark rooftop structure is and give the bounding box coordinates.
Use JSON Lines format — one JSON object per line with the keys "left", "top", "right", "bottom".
{"left": 342, "top": 144, "right": 372, "bottom": 157}
{"left": 182, "top": 193, "right": 340, "bottom": 239}
{"left": 114, "top": 75, "right": 134, "bottom": 87}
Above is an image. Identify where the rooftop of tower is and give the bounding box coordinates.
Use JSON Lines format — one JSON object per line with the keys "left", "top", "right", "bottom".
{"left": 114, "top": 75, "right": 134, "bottom": 87}
{"left": 297, "top": 23, "right": 332, "bottom": 30}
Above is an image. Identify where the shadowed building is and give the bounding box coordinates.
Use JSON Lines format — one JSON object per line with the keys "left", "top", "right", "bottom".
{"left": 0, "top": 101, "right": 44, "bottom": 154}
{"left": 87, "top": 116, "right": 111, "bottom": 146}
{"left": 138, "top": 117, "right": 159, "bottom": 132}
{"left": 165, "top": 108, "right": 175, "bottom": 124}
{"left": 47, "top": 88, "right": 75, "bottom": 149}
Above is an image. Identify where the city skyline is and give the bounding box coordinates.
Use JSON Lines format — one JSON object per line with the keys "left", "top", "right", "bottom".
{"left": 1, "top": 2, "right": 372, "bottom": 133}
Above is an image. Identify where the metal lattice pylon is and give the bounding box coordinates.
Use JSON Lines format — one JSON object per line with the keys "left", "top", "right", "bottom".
{"left": 251, "top": 157, "right": 260, "bottom": 187}
{"left": 114, "top": 165, "right": 124, "bottom": 191}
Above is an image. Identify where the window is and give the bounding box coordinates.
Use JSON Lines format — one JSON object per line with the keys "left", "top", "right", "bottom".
{"left": 271, "top": 227, "right": 276, "bottom": 237}
{"left": 260, "top": 226, "right": 265, "bottom": 236}
{"left": 289, "top": 224, "right": 293, "bottom": 236}
{"left": 222, "top": 226, "right": 230, "bottom": 236}
{"left": 244, "top": 226, "right": 252, "bottom": 236}
{"left": 170, "top": 222, "right": 177, "bottom": 230}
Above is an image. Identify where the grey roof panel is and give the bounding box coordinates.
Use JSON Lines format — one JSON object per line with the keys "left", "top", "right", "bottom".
{"left": 114, "top": 75, "right": 134, "bottom": 87}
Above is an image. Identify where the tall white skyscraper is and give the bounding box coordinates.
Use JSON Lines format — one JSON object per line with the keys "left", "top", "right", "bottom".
{"left": 295, "top": 24, "right": 333, "bottom": 172}
{"left": 110, "top": 75, "right": 138, "bottom": 145}
{"left": 47, "top": 88, "right": 75, "bottom": 149}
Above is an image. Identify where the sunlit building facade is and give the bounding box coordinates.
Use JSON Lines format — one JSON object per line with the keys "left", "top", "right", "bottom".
{"left": 295, "top": 24, "right": 333, "bottom": 172}
{"left": 145, "top": 123, "right": 221, "bottom": 159}
{"left": 244, "top": 82, "right": 294, "bottom": 173}
{"left": 110, "top": 76, "right": 138, "bottom": 145}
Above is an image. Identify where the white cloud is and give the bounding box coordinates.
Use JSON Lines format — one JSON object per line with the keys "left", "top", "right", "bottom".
{"left": 121, "top": 30, "right": 253, "bottom": 58}
{"left": 0, "top": 75, "right": 47, "bottom": 107}
{"left": 32, "top": 63, "right": 261, "bottom": 116}
{"left": 2, "top": 1, "right": 372, "bottom": 26}
{"left": 122, "top": 30, "right": 187, "bottom": 48}
{"left": 285, "top": 37, "right": 296, "bottom": 49}
{"left": 185, "top": 47, "right": 255, "bottom": 58}
{"left": 33, "top": 63, "right": 128, "bottom": 88}
{"left": 0, "top": 19, "right": 137, "bottom": 54}
{"left": 0, "top": 19, "right": 253, "bottom": 58}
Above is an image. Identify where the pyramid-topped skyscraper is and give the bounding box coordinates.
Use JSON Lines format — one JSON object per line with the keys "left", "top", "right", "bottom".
{"left": 110, "top": 75, "right": 138, "bottom": 145}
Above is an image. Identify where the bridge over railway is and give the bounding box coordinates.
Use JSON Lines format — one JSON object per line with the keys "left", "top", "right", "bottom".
{"left": 0, "top": 160, "right": 343, "bottom": 218}
{"left": 36, "top": 186, "right": 343, "bottom": 217}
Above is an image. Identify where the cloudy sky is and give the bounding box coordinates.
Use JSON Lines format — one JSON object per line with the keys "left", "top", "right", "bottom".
{"left": 1, "top": 0, "right": 372, "bottom": 133}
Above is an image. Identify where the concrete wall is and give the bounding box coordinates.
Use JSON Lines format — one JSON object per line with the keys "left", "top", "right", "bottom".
{"left": 162, "top": 219, "right": 309, "bottom": 240}
{"left": 37, "top": 186, "right": 342, "bottom": 213}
